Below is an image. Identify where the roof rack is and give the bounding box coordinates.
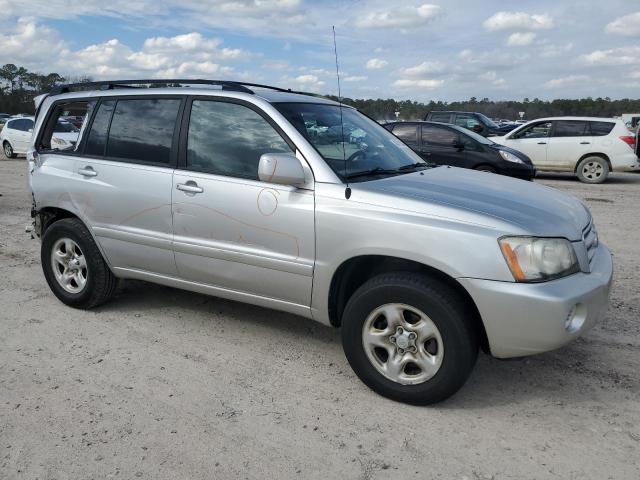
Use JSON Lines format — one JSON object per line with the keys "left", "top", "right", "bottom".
{"left": 48, "top": 79, "right": 309, "bottom": 96}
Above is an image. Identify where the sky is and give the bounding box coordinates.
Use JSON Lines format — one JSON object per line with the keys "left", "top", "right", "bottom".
{"left": 1, "top": 0, "right": 639, "bottom": 101}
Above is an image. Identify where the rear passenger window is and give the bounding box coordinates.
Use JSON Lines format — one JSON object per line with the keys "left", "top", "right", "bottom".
{"left": 85, "top": 100, "right": 115, "bottom": 156}
{"left": 553, "top": 121, "right": 589, "bottom": 137}
{"left": 422, "top": 125, "right": 458, "bottom": 146}
{"left": 589, "top": 121, "right": 615, "bottom": 136}
{"left": 186, "top": 100, "right": 292, "bottom": 180}
{"left": 392, "top": 124, "right": 418, "bottom": 145}
{"left": 106, "top": 99, "right": 181, "bottom": 164}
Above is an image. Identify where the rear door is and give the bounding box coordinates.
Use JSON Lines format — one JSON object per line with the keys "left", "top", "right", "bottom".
{"left": 420, "top": 123, "right": 465, "bottom": 167}
{"left": 546, "top": 120, "right": 592, "bottom": 170}
{"left": 502, "top": 121, "right": 551, "bottom": 168}
{"left": 72, "top": 96, "right": 183, "bottom": 276}
{"left": 171, "top": 97, "right": 315, "bottom": 307}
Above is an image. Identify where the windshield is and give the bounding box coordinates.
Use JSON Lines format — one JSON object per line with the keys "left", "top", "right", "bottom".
{"left": 54, "top": 121, "right": 79, "bottom": 133}
{"left": 274, "top": 102, "right": 429, "bottom": 181}
{"left": 477, "top": 113, "right": 498, "bottom": 129}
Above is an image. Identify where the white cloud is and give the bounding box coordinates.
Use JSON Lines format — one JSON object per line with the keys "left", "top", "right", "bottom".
{"left": 630, "top": 71, "right": 640, "bottom": 79}
{"left": 506, "top": 32, "right": 536, "bottom": 46}
{"left": 480, "top": 71, "right": 506, "bottom": 87}
{"left": 356, "top": 4, "right": 441, "bottom": 29}
{"left": 484, "top": 11, "right": 554, "bottom": 31}
{"left": 539, "top": 42, "right": 573, "bottom": 58}
{"left": 366, "top": 58, "right": 388, "bottom": 70}
{"left": 544, "top": 75, "right": 590, "bottom": 89}
{"left": 344, "top": 75, "right": 367, "bottom": 82}
{"left": 393, "top": 79, "right": 443, "bottom": 89}
{"left": 294, "top": 74, "right": 321, "bottom": 84}
{"left": 606, "top": 12, "right": 640, "bottom": 36}
{"left": 400, "top": 61, "right": 444, "bottom": 76}
{"left": 0, "top": 18, "right": 67, "bottom": 68}
{"left": 581, "top": 46, "right": 640, "bottom": 66}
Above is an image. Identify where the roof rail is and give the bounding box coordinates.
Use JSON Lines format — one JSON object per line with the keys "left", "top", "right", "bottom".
{"left": 48, "top": 79, "right": 309, "bottom": 96}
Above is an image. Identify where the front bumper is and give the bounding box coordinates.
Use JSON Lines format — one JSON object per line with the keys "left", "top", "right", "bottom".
{"left": 458, "top": 243, "right": 613, "bottom": 358}
{"left": 500, "top": 163, "right": 536, "bottom": 180}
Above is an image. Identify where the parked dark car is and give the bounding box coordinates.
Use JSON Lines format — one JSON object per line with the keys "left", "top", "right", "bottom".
{"left": 385, "top": 121, "right": 535, "bottom": 180}
{"left": 424, "top": 111, "right": 518, "bottom": 137}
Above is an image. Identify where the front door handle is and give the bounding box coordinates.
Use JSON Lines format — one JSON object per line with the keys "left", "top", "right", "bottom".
{"left": 78, "top": 166, "right": 97, "bottom": 177}
{"left": 580, "top": 141, "right": 591, "bottom": 145}
{"left": 537, "top": 142, "right": 547, "bottom": 145}
{"left": 176, "top": 182, "right": 204, "bottom": 194}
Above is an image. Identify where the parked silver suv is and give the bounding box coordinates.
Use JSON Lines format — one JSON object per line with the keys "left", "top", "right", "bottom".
{"left": 27, "top": 80, "right": 613, "bottom": 404}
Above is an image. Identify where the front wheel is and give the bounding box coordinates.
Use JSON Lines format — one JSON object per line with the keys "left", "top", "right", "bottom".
{"left": 341, "top": 273, "right": 478, "bottom": 405}
{"left": 474, "top": 165, "right": 497, "bottom": 174}
{"left": 576, "top": 156, "right": 609, "bottom": 184}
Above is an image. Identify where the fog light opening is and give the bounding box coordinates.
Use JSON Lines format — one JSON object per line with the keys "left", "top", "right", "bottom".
{"left": 565, "top": 303, "right": 587, "bottom": 333}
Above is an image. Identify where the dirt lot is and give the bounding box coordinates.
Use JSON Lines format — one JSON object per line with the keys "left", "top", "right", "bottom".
{"left": 1, "top": 157, "right": 639, "bottom": 480}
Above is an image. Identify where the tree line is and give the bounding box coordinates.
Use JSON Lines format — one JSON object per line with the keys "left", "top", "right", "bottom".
{"left": 327, "top": 96, "right": 640, "bottom": 122}
{"left": 1, "top": 63, "right": 639, "bottom": 121}
{"left": 0, "top": 64, "right": 92, "bottom": 114}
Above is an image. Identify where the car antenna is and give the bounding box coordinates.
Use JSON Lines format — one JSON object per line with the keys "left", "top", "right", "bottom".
{"left": 333, "top": 26, "right": 350, "bottom": 199}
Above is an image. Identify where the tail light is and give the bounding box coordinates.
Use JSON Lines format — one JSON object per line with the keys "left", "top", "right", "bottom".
{"left": 619, "top": 135, "right": 636, "bottom": 149}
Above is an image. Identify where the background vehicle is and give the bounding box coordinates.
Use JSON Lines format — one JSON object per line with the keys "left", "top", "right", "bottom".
{"left": 491, "top": 117, "right": 640, "bottom": 183}
{"left": 424, "top": 111, "right": 518, "bottom": 137}
{"left": 0, "top": 113, "right": 10, "bottom": 126}
{"left": 28, "top": 79, "right": 612, "bottom": 405}
{"left": 385, "top": 121, "right": 535, "bottom": 179}
{"left": 1, "top": 116, "right": 81, "bottom": 157}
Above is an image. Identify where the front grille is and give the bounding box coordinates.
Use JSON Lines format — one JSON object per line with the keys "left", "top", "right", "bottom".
{"left": 583, "top": 220, "right": 598, "bottom": 265}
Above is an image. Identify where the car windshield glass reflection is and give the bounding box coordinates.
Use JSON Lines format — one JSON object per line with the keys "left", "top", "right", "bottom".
{"left": 275, "top": 102, "right": 430, "bottom": 181}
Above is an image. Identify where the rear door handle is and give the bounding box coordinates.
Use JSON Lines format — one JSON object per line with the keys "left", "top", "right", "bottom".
{"left": 78, "top": 166, "right": 97, "bottom": 177}
{"left": 537, "top": 142, "right": 547, "bottom": 145}
{"left": 580, "top": 141, "right": 590, "bottom": 144}
{"left": 176, "top": 182, "right": 204, "bottom": 194}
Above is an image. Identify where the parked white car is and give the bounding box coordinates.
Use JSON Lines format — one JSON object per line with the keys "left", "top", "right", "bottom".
{"left": 491, "top": 117, "right": 639, "bottom": 183}
{"left": 2, "top": 116, "right": 80, "bottom": 158}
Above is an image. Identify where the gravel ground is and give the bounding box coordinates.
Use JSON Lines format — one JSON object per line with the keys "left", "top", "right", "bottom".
{"left": 1, "top": 157, "right": 639, "bottom": 480}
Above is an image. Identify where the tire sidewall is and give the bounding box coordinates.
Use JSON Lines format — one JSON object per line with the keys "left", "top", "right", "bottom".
{"left": 41, "top": 221, "right": 98, "bottom": 306}
{"left": 342, "top": 276, "right": 477, "bottom": 404}
{"left": 4, "top": 142, "right": 14, "bottom": 158}
{"left": 577, "top": 157, "right": 609, "bottom": 184}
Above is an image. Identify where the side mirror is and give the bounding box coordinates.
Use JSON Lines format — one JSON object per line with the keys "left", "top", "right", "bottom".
{"left": 28, "top": 128, "right": 33, "bottom": 133}
{"left": 258, "top": 152, "right": 306, "bottom": 187}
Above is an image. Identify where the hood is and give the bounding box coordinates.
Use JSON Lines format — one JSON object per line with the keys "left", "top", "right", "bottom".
{"left": 53, "top": 132, "right": 79, "bottom": 143}
{"left": 489, "top": 124, "right": 518, "bottom": 134}
{"left": 354, "top": 166, "right": 589, "bottom": 240}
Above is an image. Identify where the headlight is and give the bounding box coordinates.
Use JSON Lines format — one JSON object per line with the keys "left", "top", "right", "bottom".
{"left": 498, "top": 150, "right": 524, "bottom": 164}
{"left": 499, "top": 237, "right": 579, "bottom": 282}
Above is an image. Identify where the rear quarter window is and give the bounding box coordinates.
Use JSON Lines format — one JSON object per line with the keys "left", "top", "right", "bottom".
{"left": 589, "top": 121, "right": 615, "bottom": 136}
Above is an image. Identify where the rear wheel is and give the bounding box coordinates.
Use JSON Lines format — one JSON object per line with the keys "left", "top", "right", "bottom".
{"left": 3, "top": 141, "right": 15, "bottom": 158}
{"left": 341, "top": 273, "right": 478, "bottom": 405}
{"left": 576, "top": 156, "right": 609, "bottom": 184}
{"left": 41, "top": 218, "right": 118, "bottom": 309}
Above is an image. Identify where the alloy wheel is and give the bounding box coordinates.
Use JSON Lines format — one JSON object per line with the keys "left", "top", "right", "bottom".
{"left": 50, "top": 237, "right": 88, "bottom": 294}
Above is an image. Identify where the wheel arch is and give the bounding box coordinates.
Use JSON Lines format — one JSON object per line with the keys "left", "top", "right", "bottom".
{"left": 575, "top": 152, "right": 611, "bottom": 172}
{"left": 327, "top": 255, "right": 490, "bottom": 353}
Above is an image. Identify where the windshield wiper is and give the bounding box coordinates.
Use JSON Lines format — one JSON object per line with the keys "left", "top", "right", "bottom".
{"left": 344, "top": 163, "right": 430, "bottom": 180}
{"left": 344, "top": 167, "right": 401, "bottom": 180}
{"left": 397, "top": 163, "right": 430, "bottom": 171}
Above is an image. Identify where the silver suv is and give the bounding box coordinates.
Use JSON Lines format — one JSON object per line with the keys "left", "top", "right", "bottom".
{"left": 27, "top": 80, "right": 613, "bottom": 404}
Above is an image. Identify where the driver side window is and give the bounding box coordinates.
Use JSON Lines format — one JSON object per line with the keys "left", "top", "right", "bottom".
{"left": 511, "top": 121, "right": 552, "bottom": 140}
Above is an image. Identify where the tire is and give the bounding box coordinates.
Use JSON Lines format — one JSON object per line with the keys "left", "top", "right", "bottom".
{"left": 474, "top": 165, "right": 497, "bottom": 174}
{"left": 341, "top": 272, "right": 478, "bottom": 405}
{"left": 3, "top": 141, "right": 16, "bottom": 158}
{"left": 41, "top": 218, "right": 118, "bottom": 309}
{"left": 576, "top": 156, "right": 609, "bottom": 184}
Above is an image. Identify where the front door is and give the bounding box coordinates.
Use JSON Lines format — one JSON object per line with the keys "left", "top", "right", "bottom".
{"left": 172, "top": 98, "right": 315, "bottom": 307}
{"left": 420, "top": 123, "right": 465, "bottom": 167}
{"left": 502, "top": 121, "right": 552, "bottom": 169}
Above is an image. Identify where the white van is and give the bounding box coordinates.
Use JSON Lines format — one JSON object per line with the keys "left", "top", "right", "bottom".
{"left": 491, "top": 117, "right": 639, "bottom": 183}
